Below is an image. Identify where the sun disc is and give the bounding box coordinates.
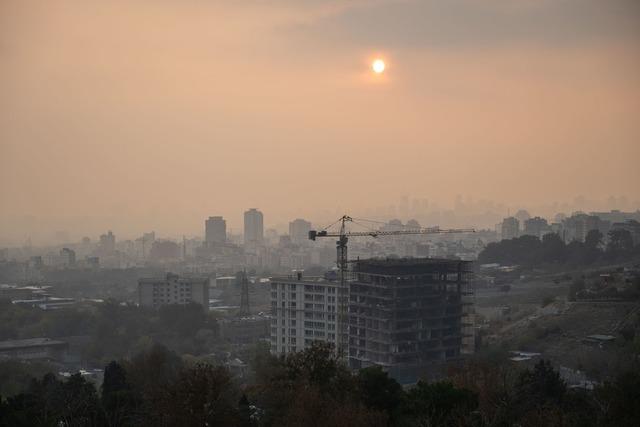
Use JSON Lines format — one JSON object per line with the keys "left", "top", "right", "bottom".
{"left": 372, "top": 59, "right": 385, "bottom": 74}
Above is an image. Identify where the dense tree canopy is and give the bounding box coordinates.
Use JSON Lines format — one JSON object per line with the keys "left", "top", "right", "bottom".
{"left": 479, "top": 230, "right": 639, "bottom": 267}
{"left": 0, "top": 299, "right": 217, "bottom": 366}
{"left": 1, "top": 345, "right": 639, "bottom": 426}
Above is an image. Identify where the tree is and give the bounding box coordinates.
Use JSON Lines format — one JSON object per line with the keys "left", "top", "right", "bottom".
{"left": 283, "top": 341, "right": 354, "bottom": 398}
{"left": 151, "top": 364, "right": 241, "bottom": 426}
{"left": 595, "top": 370, "right": 640, "bottom": 427}
{"left": 404, "top": 381, "right": 478, "bottom": 427}
{"left": 56, "top": 373, "right": 103, "bottom": 426}
{"left": 0, "top": 372, "right": 102, "bottom": 427}
{"left": 356, "top": 366, "right": 404, "bottom": 424}
{"left": 251, "top": 342, "right": 381, "bottom": 427}
{"left": 125, "top": 343, "right": 183, "bottom": 423}
{"left": 585, "top": 229, "right": 603, "bottom": 250}
{"left": 607, "top": 229, "right": 634, "bottom": 257}
{"left": 513, "top": 360, "right": 566, "bottom": 422}
{"left": 102, "top": 361, "right": 139, "bottom": 426}
{"left": 158, "top": 303, "right": 207, "bottom": 336}
{"left": 541, "top": 233, "right": 566, "bottom": 264}
{"left": 582, "top": 229, "right": 604, "bottom": 264}
{"left": 0, "top": 360, "right": 56, "bottom": 398}
{"left": 568, "top": 278, "right": 585, "bottom": 301}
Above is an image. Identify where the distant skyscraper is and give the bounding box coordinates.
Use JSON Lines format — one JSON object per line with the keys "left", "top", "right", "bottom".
{"left": 244, "top": 209, "right": 264, "bottom": 245}
{"left": 60, "top": 248, "right": 76, "bottom": 267}
{"left": 289, "top": 218, "right": 311, "bottom": 245}
{"left": 514, "top": 210, "right": 531, "bottom": 231}
{"left": 562, "top": 213, "right": 609, "bottom": 243}
{"left": 501, "top": 217, "right": 519, "bottom": 240}
{"left": 523, "top": 217, "right": 550, "bottom": 239}
{"left": 141, "top": 231, "right": 155, "bottom": 259}
{"left": 205, "top": 216, "right": 226, "bottom": 245}
{"left": 99, "top": 231, "right": 116, "bottom": 254}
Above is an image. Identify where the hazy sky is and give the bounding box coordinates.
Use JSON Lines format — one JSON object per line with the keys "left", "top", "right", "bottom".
{"left": 1, "top": 0, "right": 639, "bottom": 244}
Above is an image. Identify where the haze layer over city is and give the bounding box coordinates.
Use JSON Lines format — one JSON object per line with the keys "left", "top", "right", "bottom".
{"left": 1, "top": 0, "right": 639, "bottom": 245}
{"left": 1, "top": 2, "right": 640, "bottom": 427}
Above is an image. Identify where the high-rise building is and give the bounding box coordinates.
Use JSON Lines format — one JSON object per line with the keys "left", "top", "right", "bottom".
{"left": 590, "top": 210, "right": 640, "bottom": 224}
{"left": 562, "top": 213, "right": 610, "bottom": 242}
{"left": 523, "top": 217, "right": 550, "bottom": 239}
{"left": 138, "top": 273, "right": 209, "bottom": 310}
{"left": 59, "top": 248, "right": 76, "bottom": 267}
{"left": 205, "top": 216, "right": 227, "bottom": 246}
{"left": 514, "top": 210, "right": 531, "bottom": 230}
{"left": 289, "top": 218, "right": 312, "bottom": 245}
{"left": 99, "top": 231, "right": 116, "bottom": 254}
{"left": 269, "top": 273, "right": 344, "bottom": 355}
{"left": 610, "top": 220, "right": 640, "bottom": 246}
{"left": 270, "top": 258, "right": 474, "bottom": 383}
{"left": 348, "top": 258, "right": 473, "bottom": 383}
{"left": 136, "top": 232, "right": 156, "bottom": 259}
{"left": 244, "top": 208, "right": 264, "bottom": 245}
{"left": 500, "top": 217, "right": 519, "bottom": 240}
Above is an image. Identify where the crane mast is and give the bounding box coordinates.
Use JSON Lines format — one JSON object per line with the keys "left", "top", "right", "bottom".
{"left": 308, "top": 215, "right": 475, "bottom": 358}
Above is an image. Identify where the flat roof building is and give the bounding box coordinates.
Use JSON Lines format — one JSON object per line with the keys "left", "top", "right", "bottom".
{"left": 138, "top": 273, "right": 209, "bottom": 310}
{"left": 289, "top": 218, "right": 312, "bottom": 245}
{"left": 205, "top": 216, "right": 227, "bottom": 246}
{"left": 0, "top": 338, "right": 68, "bottom": 361}
{"left": 348, "top": 258, "right": 473, "bottom": 383}
{"left": 269, "top": 274, "right": 346, "bottom": 355}
{"left": 501, "top": 217, "right": 519, "bottom": 240}
{"left": 270, "top": 258, "right": 474, "bottom": 383}
{"left": 244, "top": 208, "right": 264, "bottom": 246}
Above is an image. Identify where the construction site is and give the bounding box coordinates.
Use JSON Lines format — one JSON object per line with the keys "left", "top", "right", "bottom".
{"left": 348, "top": 258, "right": 474, "bottom": 382}
{"left": 269, "top": 215, "right": 477, "bottom": 383}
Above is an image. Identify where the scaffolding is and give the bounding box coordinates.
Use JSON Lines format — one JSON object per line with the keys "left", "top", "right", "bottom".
{"left": 347, "top": 258, "right": 473, "bottom": 382}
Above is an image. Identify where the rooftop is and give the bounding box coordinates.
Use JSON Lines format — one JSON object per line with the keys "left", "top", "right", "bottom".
{"left": 0, "top": 337, "right": 67, "bottom": 351}
{"left": 270, "top": 275, "right": 329, "bottom": 284}
{"left": 352, "top": 257, "right": 473, "bottom": 275}
{"left": 139, "top": 273, "right": 209, "bottom": 284}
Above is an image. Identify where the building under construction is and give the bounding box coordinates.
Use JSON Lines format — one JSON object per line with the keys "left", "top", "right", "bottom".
{"left": 348, "top": 258, "right": 473, "bottom": 382}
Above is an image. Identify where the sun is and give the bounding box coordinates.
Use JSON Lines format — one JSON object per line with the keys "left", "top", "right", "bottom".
{"left": 372, "top": 59, "right": 385, "bottom": 74}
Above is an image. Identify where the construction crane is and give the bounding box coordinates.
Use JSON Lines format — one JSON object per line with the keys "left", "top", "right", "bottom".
{"left": 308, "top": 215, "right": 475, "bottom": 357}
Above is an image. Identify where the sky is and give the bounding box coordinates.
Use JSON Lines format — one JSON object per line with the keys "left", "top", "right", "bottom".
{"left": 1, "top": 0, "right": 639, "bottom": 244}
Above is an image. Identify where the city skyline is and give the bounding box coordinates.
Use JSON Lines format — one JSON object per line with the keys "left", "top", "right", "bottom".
{"left": 2, "top": 1, "right": 639, "bottom": 246}
{"left": 2, "top": 194, "right": 640, "bottom": 246}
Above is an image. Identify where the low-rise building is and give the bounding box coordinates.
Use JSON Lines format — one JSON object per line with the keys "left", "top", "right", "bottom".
{"left": 138, "top": 273, "right": 209, "bottom": 310}
{"left": 219, "top": 314, "right": 271, "bottom": 344}
{"left": 0, "top": 284, "right": 52, "bottom": 301}
{"left": 0, "top": 338, "right": 68, "bottom": 361}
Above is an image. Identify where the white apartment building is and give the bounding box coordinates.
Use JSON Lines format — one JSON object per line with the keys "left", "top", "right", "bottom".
{"left": 138, "top": 273, "right": 209, "bottom": 310}
{"left": 269, "top": 275, "right": 344, "bottom": 355}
